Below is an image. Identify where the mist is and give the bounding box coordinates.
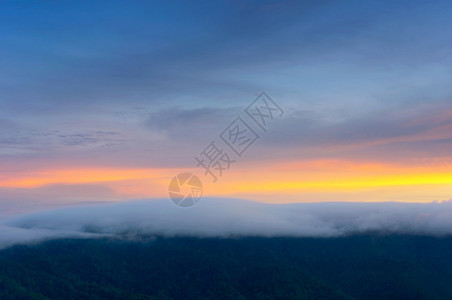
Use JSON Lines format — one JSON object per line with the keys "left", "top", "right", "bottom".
{"left": 1, "top": 198, "right": 451, "bottom": 249}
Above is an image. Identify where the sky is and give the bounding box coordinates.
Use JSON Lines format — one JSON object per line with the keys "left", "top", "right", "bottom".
{"left": 0, "top": 0, "right": 451, "bottom": 217}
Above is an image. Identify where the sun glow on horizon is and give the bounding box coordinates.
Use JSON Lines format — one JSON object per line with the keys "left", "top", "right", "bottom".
{"left": 1, "top": 159, "right": 450, "bottom": 203}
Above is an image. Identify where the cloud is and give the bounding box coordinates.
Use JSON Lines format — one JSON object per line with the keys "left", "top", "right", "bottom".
{"left": 2, "top": 0, "right": 450, "bottom": 117}
{"left": 1, "top": 198, "right": 451, "bottom": 249}
{"left": 2, "top": 1, "right": 452, "bottom": 171}
{"left": 260, "top": 102, "right": 452, "bottom": 163}
{"left": 0, "top": 225, "right": 103, "bottom": 250}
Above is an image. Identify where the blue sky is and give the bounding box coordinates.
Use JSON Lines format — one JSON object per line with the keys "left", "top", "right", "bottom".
{"left": 0, "top": 1, "right": 451, "bottom": 211}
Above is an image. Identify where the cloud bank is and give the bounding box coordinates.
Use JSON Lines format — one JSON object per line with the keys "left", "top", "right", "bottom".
{"left": 1, "top": 198, "right": 452, "bottom": 249}
{"left": 0, "top": 199, "right": 452, "bottom": 248}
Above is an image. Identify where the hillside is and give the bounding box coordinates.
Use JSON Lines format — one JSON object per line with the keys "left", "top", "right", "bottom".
{"left": 1, "top": 235, "right": 451, "bottom": 299}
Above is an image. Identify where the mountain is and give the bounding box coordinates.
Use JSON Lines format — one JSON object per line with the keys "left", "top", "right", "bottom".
{"left": 0, "top": 235, "right": 451, "bottom": 299}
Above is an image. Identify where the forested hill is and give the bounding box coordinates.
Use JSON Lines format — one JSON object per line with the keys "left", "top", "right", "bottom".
{"left": 1, "top": 235, "right": 451, "bottom": 299}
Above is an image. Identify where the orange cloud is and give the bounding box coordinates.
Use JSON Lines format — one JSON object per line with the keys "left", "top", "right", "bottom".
{"left": 0, "top": 158, "right": 450, "bottom": 203}
{"left": 200, "top": 159, "right": 452, "bottom": 203}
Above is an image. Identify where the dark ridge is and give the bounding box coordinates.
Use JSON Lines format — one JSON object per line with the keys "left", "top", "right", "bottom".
{"left": 1, "top": 235, "right": 451, "bottom": 299}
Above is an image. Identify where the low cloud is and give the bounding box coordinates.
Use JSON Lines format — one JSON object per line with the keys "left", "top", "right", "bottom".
{"left": 0, "top": 225, "right": 103, "bottom": 250}
{"left": 1, "top": 198, "right": 452, "bottom": 249}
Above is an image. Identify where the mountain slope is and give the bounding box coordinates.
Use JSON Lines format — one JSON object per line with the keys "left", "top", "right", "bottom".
{"left": 0, "top": 235, "right": 451, "bottom": 299}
